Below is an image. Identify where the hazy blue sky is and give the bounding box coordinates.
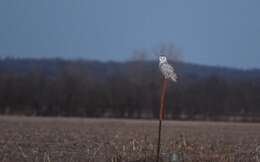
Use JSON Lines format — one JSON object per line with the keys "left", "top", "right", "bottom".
{"left": 0, "top": 0, "right": 260, "bottom": 69}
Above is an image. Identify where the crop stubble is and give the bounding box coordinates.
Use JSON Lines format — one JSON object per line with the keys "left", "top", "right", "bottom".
{"left": 0, "top": 116, "right": 260, "bottom": 162}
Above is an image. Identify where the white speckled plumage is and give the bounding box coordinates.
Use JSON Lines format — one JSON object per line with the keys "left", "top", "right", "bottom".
{"left": 159, "top": 55, "right": 177, "bottom": 82}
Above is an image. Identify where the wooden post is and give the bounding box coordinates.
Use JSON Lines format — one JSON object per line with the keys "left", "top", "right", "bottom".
{"left": 156, "top": 79, "right": 168, "bottom": 162}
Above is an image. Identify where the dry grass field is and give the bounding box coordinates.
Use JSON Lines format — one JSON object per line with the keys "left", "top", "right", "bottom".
{"left": 0, "top": 116, "right": 260, "bottom": 162}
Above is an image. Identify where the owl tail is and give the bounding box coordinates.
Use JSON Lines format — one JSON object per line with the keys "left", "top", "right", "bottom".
{"left": 170, "top": 74, "right": 177, "bottom": 82}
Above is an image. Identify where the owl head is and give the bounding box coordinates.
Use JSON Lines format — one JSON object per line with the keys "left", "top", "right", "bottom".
{"left": 159, "top": 55, "right": 167, "bottom": 63}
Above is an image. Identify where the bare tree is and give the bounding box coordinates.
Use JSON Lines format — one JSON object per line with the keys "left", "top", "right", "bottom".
{"left": 154, "top": 43, "right": 183, "bottom": 62}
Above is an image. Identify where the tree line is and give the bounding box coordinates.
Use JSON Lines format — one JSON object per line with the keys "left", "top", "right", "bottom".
{"left": 0, "top": 58, "right": 260, "bottom": 121}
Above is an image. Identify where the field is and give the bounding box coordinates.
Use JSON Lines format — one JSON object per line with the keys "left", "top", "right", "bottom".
{"left": 0, "top": 116, "right": 260, "bottom": 162}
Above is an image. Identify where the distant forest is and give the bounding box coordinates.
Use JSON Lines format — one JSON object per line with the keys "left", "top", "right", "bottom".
{"left": 0, "top": 58, "right": 260, "bottom": 121}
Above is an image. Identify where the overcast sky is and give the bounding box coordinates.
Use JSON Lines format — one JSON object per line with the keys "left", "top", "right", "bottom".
{"left": 0, "top": 0, "right": 260, "bottom": 69}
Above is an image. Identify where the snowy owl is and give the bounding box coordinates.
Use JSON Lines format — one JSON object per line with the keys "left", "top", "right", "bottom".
{"left": 159, "top": 55, "right": 177, "bottom": 82}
